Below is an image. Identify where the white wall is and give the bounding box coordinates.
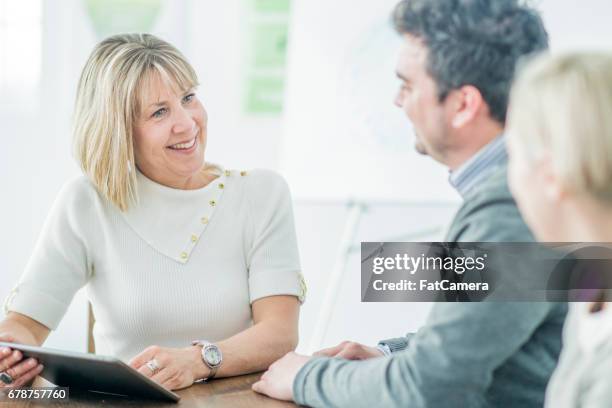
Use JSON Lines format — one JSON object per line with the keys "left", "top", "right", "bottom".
{"left": 189, "top": 0, "right": 286, "bottom": 171}
{"left": 539, "top": 0, "right": 612, "bottom": 52}
{"left": 1, "top": 0, "right": 92, "bottom": 351}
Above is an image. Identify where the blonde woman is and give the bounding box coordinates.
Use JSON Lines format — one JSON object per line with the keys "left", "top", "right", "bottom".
{"left": 507, "top": 52, "right": 612, "bottom": 407}
{"left": 0, "top": 34, "right": 305, "bottom": 390}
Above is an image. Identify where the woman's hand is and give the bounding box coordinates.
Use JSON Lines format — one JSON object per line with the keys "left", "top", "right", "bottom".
{"left": 0, "top": 334, "right": 44, "bottom": 389}
{"left": 0, "top": 313, "right": 50, "bottom": 389}
{"left": 129, "top": 345, "right": 208, "bottom": 391}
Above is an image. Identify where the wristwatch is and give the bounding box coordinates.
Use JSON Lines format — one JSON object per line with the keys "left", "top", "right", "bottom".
{"left": 191, "top": 340, "right": 223, "bottom": 381}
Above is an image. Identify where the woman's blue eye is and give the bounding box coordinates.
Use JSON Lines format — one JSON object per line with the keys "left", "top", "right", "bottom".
{"left": 152, "top": 107, "right": 167, "bottom": 118}
{"left": 182, "top": 93, "right": 195, "bottom": 104}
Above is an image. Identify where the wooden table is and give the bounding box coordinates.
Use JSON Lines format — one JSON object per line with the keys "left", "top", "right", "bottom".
{"left": 0, "top": 373, "right": 297, "bottom": 407}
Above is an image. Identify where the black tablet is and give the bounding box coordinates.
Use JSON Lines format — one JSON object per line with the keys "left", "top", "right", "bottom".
{"left": 0, "top": 342, "right": 180, "bottom": 402}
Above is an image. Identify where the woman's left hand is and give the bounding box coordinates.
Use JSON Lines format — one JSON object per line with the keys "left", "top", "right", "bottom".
{"left": 129, "top": 345, "right": 207, "bottom": 390}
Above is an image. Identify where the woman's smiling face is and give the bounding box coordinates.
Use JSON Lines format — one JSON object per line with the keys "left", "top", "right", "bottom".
{"left": 133, "top": 71, "right": 208, "bottom": 189}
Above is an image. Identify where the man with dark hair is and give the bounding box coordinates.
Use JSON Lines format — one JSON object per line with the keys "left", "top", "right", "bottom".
{"left": 253, "top": 0, "right": 567, "bottom": 406}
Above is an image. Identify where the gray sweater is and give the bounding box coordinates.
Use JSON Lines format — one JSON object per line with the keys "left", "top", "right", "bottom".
{"left": 293, "top": 164, "right": 567, "bottom": 407}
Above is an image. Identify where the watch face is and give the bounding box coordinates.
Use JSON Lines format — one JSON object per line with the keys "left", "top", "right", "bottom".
{"left": 204, "top": 346, "right": 222, "bottom": 366}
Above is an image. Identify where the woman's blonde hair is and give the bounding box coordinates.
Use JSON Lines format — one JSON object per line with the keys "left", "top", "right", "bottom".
{"left": 73, "top": 33, "right": 198, "bottom": 211}
{"left": 508, "top": 52, "right": 612, "bottom": 201}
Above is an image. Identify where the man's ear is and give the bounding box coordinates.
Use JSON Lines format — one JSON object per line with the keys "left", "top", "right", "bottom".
{"left": 449, "top": 85, "right": 484, "bottom": 129}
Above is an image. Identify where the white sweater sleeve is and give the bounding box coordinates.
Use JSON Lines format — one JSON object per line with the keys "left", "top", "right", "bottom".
{"left": 5, "top": 178, "right": 94, "bottom": 329}
{"left": 243, "top": 170, "right": 306, "bottom": 304}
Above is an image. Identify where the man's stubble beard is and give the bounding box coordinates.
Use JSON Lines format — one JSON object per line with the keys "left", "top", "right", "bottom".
{"left": 414, "top": 140, "right": 428, "bottom": 155}
{"left": 413, "top": 131, "right": 429, "bottom": 156}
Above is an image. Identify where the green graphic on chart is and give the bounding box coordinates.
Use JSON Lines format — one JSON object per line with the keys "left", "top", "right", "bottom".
{"left": 244, "top": 0, "right": 291, "bottom": 115}
{"left": 84, "top": 0, "right": 162, "bottom": 38}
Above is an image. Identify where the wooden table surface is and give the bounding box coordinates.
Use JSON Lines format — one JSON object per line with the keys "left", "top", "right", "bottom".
{"left": 0, "top": 373, "right": 297, "bottom": 407}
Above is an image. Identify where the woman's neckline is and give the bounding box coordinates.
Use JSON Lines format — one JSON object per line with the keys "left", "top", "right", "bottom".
{"left": 136, "top": 164, "right": 223, "bottom": 198}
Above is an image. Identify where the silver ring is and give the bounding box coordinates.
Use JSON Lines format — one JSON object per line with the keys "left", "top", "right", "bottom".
{"left": 0, "top": 371, "right": 13, "bottom": 385}
{"left": 145, "top": 359, "right": 161, "bottom": 375}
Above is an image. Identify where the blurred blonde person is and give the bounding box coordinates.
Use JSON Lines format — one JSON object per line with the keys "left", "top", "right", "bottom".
{"left": 507, "top": 52, "right": 612, "bottom": 407}
{"left": 0, "top": 34, "right": 305, "bottom": 391}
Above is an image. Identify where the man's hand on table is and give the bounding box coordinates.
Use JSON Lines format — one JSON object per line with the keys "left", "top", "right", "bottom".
{"left": 314, "top": 340, "right": 384, "bottom": 360}
{"left": 252, "top": 352, "right": 311, "bottom": 401}
{"left": 252, "top": 341, "right": 384, "bottom": 402}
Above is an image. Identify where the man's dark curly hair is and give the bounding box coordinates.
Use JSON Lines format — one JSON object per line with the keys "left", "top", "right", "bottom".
{"left": 393, "top": 0, "right": 548, "bottom": 124}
